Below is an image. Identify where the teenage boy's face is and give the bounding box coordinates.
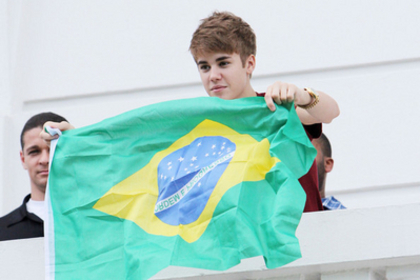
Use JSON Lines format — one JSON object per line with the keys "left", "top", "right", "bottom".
{"left": 196, "top": 52, "right": 255, "bottom": 100}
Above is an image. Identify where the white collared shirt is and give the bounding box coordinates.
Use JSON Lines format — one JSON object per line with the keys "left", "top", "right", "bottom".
{"left": 26, "top": 199, "right": 45, "bottom": 221}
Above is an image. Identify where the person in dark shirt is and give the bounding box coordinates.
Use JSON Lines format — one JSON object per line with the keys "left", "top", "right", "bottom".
{"left": 0, "top": 112, "right": 68, "bottom": 241}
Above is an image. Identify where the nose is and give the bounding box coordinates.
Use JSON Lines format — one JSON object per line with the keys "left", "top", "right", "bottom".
{"left": 209, "top": 68, "right": 221, "bottom": 82}
{"left": 39, "top": 149, "right": 50, "bottom": 165}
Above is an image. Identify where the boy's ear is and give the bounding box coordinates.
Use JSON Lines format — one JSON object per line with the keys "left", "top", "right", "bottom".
{"left": 245, "top": 55, "right": 256, "bottom": 75}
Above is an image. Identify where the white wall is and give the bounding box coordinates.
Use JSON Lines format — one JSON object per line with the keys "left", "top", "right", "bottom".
{"left": 0, "top": 0, "right": 11, "bottom": 212}
{"left": 1, "top": 0, "right": 420, "bottom": 214}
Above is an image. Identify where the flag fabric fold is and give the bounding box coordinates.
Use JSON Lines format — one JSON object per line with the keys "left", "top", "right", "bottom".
{"left": 46, "top": 96, "right": 316, "bottom": 280}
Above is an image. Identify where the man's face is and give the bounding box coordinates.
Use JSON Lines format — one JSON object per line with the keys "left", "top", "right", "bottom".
{"left": 20, "top": 127, "right": 50, "bottom": 198}
{"left": 196, "top": 52, "right": 255, "bottom": 100}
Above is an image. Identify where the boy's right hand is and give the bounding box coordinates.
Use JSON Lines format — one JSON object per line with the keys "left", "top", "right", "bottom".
{"left": 264, "top": 81, "right": 311, "bottom": 112}
{"left": 40, "top": 121, "right": 75, "bottom": 146}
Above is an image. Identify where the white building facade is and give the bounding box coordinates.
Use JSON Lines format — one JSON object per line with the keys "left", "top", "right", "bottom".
{"left": 1, "top": 0, "right": 420, "bottom": 279}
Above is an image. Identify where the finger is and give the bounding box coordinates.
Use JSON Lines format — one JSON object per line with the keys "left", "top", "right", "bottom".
{"left": 43, "top": 121, "right": 74, "bottom": 132}
{"left": 39, "top": 131, "right": 58, "bottom": 147}
{"left": 267, "top": 82, "right": 282, "bottom": 105}
{"left": 266, "top": 84, "right": 273, "bottom": 97}
{"left": 280, "top": 84, "right": 289, "bottom": 102}
{"left": 39, "top": 130, "right": 59, "bottom": 140}
{"left": 264, "top": 92, "right": 277, "bottom": 112}
{"left": 57, "top": 121, "right": 75, "bottom": 131}
{"left": 286, "top": 86, "right": 296, "bottom": 102}
{"left": 271, "top": 90, "right": 282, "bottom": 105}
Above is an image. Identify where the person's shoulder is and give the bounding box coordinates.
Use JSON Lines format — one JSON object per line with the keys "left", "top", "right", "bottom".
{"left": 0, "top": 195, "right": 30, "bottom": 227}
{"left": 0, "top": 205, "right": 25, "bottom": 227}
{"left": 0, "top": 195, "right": 44, "bottom": 241}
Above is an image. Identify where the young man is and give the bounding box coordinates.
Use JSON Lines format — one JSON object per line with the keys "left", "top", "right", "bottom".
{"left": 312, "top": 133, "right": 346, "bottom": 210}
{"left": 41, "top": 12, "right": 340, "bottom": 212}
{"left": 189, "top": 11, "right": 340, "bottom": 212}
{"left": 0, "top": 112, "right": 68, "bottom": 241}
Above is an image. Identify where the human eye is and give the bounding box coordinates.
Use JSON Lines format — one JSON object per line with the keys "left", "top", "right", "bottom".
{"left": 199, "top": 64, "right": 210, "bottom": 71}
{"left": 28, "top": 149, "right": 40, "bottom": 155}
{"left": 219, "top": 61, "right": 229, "bottom": 67}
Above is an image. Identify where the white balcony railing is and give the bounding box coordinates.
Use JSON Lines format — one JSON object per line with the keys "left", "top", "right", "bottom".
{"left": 1, "top": 203, "right": 420, "bottom": 280}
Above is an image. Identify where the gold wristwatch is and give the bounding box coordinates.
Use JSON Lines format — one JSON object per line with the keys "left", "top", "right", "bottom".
{"left": 298, "top": 87, "right": 319, "bottom": 109}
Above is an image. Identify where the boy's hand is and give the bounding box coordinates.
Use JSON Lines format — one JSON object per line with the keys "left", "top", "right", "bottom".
{"left": 265, "top": 81, "right": 311, "bottom": 111}
{"left": 40, "top": 121, "right": 75, "bottom": 146}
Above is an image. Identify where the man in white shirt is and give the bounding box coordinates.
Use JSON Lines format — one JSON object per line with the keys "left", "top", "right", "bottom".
{"left": 0, "top": 112, "right": 68, "bottom": 241}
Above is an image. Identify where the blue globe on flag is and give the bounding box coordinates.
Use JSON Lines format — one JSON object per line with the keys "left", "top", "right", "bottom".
{"left": 155, "top": 136, "right": 236, "bottom": 226}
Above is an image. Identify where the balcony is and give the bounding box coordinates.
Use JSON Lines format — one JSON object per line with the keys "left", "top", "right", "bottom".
{"left": 1, "top": 203, "right": 419, "bottom": 280}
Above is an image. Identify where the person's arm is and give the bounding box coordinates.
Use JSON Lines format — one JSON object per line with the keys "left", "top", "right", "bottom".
{"left": 40, "top": 121, "right": 75, "bottom": 146}
{"left": 265, "top": 81, "right": 340, "bottom": 124}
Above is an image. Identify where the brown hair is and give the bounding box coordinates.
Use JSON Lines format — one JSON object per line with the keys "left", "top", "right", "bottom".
{"left": 189, "top": 11, "right": 256, "bottom": 66}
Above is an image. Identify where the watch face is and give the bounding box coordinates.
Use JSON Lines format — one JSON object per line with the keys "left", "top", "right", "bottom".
{"left": 305, "top": 87, "right": 319, "bottom": 98}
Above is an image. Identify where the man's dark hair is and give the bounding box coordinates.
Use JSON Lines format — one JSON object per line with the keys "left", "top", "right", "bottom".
{"left": 20, "top": 112, "right": 68, "bottom": 149}
{"left": 317, "top": 133, "right": 332, "bottom": 157}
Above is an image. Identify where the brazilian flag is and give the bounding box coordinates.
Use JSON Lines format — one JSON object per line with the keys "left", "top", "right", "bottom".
{"left": 45, "top": 97, "right": 316, "bottom": 280}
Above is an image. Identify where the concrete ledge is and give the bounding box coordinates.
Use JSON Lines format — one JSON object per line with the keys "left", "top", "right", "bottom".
{"left": 0, "top": 237, "right": 45, "bottom": 279}
{"left": 153, "top": 203, "right": 420, "bottom": 279}
{"left": 1, "top": 203, "right": 419, "bottom": 280}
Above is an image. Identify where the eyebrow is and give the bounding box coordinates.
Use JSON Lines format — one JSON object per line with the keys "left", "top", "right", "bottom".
{"left": 216, "top": 56, "right": 231, "bottom": 62}
{"left": 25, "top": 145, "right": 39, "bottom": 153}
{"left": 197, "top": 56, "right": 231, "bottom": 65}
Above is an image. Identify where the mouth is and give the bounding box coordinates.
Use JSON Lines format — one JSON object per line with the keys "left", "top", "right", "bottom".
{"left": 210, "top": 85, "right": 227, "bottom": 93}
{"left": 38, "top": 170, "right": 49, "bottom": 176}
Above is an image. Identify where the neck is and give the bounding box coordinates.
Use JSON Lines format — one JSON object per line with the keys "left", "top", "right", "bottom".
{"left": 319, "top": 177, "right": 326, "bottom": 199}
{"left": 31, "top": 185, "right": 45, "bottom": 201}
{"left": 242, "top": 84, "right": 256, "bottom": 98}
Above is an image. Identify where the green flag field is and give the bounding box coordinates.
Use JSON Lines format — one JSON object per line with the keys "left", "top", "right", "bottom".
{"left": 45, "top": 97, "right": 315, "bottom": 280}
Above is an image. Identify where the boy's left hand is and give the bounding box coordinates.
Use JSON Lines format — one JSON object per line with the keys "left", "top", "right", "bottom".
{"left": 265, "top": 81, "right": 311, "bottom": 111}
